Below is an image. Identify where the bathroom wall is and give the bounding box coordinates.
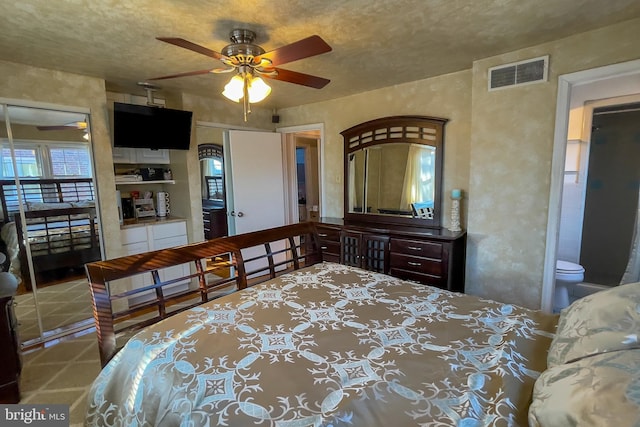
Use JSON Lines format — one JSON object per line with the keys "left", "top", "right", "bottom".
{"left": 557, "top": 140, "right": 586, "bottom": 263}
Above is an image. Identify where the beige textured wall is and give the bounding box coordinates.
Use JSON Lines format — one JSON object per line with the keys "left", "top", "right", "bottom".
{"left": 0, "top": 60, "right": 122, "bottom": 258}
{"left": 278, "top": 18, "right": 640, "bottom": 309}
{"left": 279, "top": 69, "right": 473, "bottom": 226}
{"left": 466, "top": 18, "right": 640, "bottom": 308}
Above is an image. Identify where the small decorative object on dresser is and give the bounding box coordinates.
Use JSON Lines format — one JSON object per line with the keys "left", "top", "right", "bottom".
{"left": 448, "top": 188, "right": 462, "bottom": 232}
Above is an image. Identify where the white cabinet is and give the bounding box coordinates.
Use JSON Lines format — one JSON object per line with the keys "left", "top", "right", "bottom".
{"left": 121, "top": 220, "right": 190, "bottom": 306}
{"left": 112, "top": 147, "right": 170, "bottom": 164}
{"left": 136, "top": 149, "right": 170, "bottom": 164}
{"left": 112, "top": 147, "right": 137, "bottom": 164}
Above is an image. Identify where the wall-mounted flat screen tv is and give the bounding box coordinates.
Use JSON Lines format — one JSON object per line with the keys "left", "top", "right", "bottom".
{"left": 113, "top": 102, "right": 193, "bottom": 150}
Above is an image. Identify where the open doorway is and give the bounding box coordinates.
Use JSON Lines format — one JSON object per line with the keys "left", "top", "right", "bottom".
{"left": 279, "top": 125, "right": 323, "bottom": 224}
{"left": 296, "top": 138, "right": 320, "bottom": 222}
{"left": 544, "top": 59, "right": 640, "bottom": 312}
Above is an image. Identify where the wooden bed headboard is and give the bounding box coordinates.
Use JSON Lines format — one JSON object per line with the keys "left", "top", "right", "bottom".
{"left": 14, "top": 206, "right": 101, "bottom": 291}
{"left": 0, "top": 178, "right": 95, "bottom": 223}
{"left": 86, "top": 221, "right": 323, "bottom": 366}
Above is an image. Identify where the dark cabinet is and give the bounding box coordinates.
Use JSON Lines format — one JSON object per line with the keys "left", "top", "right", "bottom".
{"left": 315, "top": 220, "right": 466, "bottom": 292}
{"left": 0, "top": 295, "right": 21, "bottom": 403}
{"left": 341, "top": 230, "right": 389, "bottom": 273}
{"left": 203, "top": 207, "right": 228, "bottom": 240}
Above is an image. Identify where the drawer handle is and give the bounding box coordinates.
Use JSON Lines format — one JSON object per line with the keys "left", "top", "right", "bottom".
{"left": 408, "top": 261, "right": 422, "bottom": 267}
{"left": 321, "top": 246, "right": 328, "bottom": 250}
{"left": 318, "top": 233, "right": 328, "bottom": 237}
{"left": 407, "top": 246, "right": 422, "bottom": 251}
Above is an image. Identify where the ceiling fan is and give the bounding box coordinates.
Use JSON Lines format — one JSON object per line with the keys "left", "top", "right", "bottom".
{"left": 149, "top": 29, "right": 332, "bottom": 120}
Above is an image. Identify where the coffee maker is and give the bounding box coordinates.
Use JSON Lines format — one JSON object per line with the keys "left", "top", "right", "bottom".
{"left": 121, "top": 196, "right": 134, "bottom": 220}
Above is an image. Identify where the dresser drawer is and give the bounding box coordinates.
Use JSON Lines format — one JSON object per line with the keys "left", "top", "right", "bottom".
{"left": 319, "top": 241, "right": 341, "bottom": 256}
{"left": 390, "top": 238, "right": 442, "bottom": 259}
{"left": 390, "top": 253, "right": 443, "bottom": 277}
{"left": 322, "top": 253, "right": 341, "bottom": 263}
{"left": 316, "top": 227, "right": 340, "bottom": 243}
{"left": 390, "top": 267, "right": 445, "bottom": 288}
{"left": 316, "top": 225, "right": 341, "bottom": 261}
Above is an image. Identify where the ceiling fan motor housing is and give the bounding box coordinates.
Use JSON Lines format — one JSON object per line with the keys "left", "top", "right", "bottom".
{"left": 222, "top": 29, "right": 265, "bottom": 63}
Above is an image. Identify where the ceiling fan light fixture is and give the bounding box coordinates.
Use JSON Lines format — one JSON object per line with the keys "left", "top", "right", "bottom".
{"left": 222, "top": 73, "right": 271, "bottom": 104}
{"left": 248, "top": 76, "right": 271, "bottom": 103}
{"left": 222, "top": 74, "right": 245, "bottom": 102}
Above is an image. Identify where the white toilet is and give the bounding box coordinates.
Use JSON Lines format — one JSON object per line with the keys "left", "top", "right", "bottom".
{"left": 554, "top": 260, "right": 585, "bottom": 312}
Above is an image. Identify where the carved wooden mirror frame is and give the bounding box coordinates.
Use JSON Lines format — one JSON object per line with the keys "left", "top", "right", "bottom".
{"left": 342, "top": 115, "right": 447, "bottom": 228}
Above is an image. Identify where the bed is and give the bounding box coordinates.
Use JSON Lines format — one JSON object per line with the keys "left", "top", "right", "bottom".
{"left": 0, "top": 178, "right": 99, "bottom": 290}
{"left": 84, "top": 222, "right": 640, "bottom": 426}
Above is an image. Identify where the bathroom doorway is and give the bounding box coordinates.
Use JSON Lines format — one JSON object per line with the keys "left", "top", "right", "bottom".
{"left": 545, "top": 59, "right": 640, "bottom": 311}
{"left": 579, "top": 104, "right": 640, "bottom": 285}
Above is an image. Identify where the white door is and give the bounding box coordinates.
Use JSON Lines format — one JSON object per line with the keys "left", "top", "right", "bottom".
{"left": 224, "top": 130, "right": 286, "bottom": 235}
{"left": 224, "top": 130, "right": 287, "bottom": 276}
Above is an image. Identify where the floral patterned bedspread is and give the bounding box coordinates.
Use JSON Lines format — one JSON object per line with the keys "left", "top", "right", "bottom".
{"left": 86, "top": 262, "right": 557, "bottom": 426}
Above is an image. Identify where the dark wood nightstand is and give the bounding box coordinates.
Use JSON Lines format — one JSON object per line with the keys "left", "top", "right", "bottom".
{"left": 0, "top": 273, "right": 21, "bottom": 403}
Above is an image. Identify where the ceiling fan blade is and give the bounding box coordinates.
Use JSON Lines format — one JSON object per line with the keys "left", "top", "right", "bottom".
{"left": 265, "top": 68, "right": 330, "bottom": 89}
{"left": 37, "top": 125, "right": 73, "bottom": 131}
{"left": 37, "top": 122, "right": 86, "bottom": 131}
{"left": 148, "top": 69, "right": 213, "bottom": 80}
{"left": 156, "top": 37, "right": 225, "bottom": 61}
{"left": 256, "top": 35, "right": 331, "bottom": 67}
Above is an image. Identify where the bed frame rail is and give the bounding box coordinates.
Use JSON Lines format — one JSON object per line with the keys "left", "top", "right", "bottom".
{"left": 0, "top": 178, "right": 95, "bottom": 223}
{"left": 86, "top": 221, "right": 322, "bottom": 366}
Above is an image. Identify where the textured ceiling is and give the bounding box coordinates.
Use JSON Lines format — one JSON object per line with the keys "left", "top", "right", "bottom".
{"left": 1, "top": 0, "right": 640, "bottom": 110}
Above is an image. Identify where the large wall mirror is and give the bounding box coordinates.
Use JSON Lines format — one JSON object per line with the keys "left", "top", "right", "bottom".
{"left": 0, "top": 101, "right": 102, "bottom": 349}
{"left": 196, "top": 125, "right": 228, "bottom": 240}
{"left": 342, "top": 116, "right": 447, "bottom": 228}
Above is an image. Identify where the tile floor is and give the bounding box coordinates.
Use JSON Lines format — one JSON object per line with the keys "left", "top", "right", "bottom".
{"left": 13, "top": 275, "right": 99, "bottom": 425}
{"left": 19, "top": 331, "right": 102, "bottom": 426}
{"left": 15, "top": 276, "right": 93, "bottom": 343}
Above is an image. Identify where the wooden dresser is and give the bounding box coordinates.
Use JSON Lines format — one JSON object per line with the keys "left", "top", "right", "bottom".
{"left": 315, "top": 219, "right": 466, "bottom": 292}
{"left": 0, "top": 292, "right": 21, "bottom": 403}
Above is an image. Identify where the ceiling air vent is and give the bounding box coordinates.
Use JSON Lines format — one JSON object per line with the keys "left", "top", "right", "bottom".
{"left": 488, "top": 55, "right": 549, "bottom": 91}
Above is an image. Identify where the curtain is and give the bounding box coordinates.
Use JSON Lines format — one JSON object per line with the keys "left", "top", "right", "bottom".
{"left": 348, "top": 154, "right": 356, "bottom": 212}
{"left": 620, "top": 190, "right": 640, "bottom": 284}
{"left": 400, "top": 144, "right": 434, "bottom": 210}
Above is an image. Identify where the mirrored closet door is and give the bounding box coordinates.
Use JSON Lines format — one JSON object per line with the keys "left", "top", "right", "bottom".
{"left": 0, "top": 102, "right": 103, "bottom": 349}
